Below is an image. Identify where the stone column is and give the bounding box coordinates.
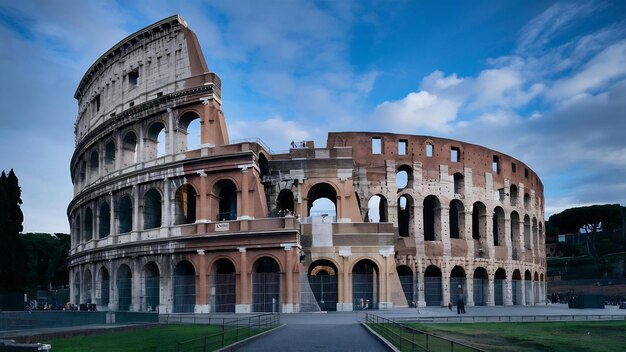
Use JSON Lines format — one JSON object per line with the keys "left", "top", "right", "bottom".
{"left": 196, "top": 251, "right": 209, "bottom": 313}
{"left": 138, "top": 122, "right": 145, "bottom": 164}
{"left": 236, "top": 247, "right": 250, "bottom": 313}
{"left": 109, "top": 193, "right": 115, "bottom": 235}
{"left": 197, "top": 172, "right": 209, "bottom": 222}
{"left": 283, "top": 245, "right": 294, "bottom": 313}
{"left": 163, "top": 178, "right": 170, "bottom": 227}
{"left": 487, "top": 277, "right": 495, "bottom": 306}
{"left": 132, "top": 185, "right": 140, "bottom": 231}
{"left": 504, "top": 277, "right": 513, "bottom": 306}
{"left": 339, "top": 249, "right": 352, "bottom": 311}
{"left": 132, "top": 260, "right": 141, "bottom": 312}
{"left": 167, "top": 108, "right": 175, "bottom": 155}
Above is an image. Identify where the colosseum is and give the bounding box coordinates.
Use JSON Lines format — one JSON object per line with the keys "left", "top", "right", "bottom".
{"left": 67, "top": 15, "right": 546, "bottom": 314}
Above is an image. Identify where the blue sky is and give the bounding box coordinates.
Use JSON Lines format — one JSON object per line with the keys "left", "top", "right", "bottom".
{"left": 1, "top": 0, "right": 625, "bottom": 233}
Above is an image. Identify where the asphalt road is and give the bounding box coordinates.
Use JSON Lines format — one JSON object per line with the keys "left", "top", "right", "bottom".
{"left": 236, "top": 312, "right": 391, "bottom": 351}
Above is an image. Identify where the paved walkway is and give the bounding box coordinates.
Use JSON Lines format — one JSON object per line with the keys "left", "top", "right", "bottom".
{"left": 236, "top": 312, "right": 391, "bottom": 352}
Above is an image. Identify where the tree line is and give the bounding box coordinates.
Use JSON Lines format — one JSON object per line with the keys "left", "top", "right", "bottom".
{"left": 0, "top": 169, "right": 70, "bottom": 296}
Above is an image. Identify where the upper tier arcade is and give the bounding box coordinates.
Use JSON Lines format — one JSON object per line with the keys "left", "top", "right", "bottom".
{"left": 73, "top": 15, "right": 220, "bottom": 146}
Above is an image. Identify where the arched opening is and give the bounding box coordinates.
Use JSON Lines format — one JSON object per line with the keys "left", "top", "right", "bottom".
{"left": 98, "top": 267, "right": 109, "bottom": 307}
{"left": 524, "top": 193, "right": 531, "bottom": 210}
{"left": 89, "top": 150, "right": 99, "bottom": 181}
{"left": 308, "top": 260, "right": 338, "bottom": 311}
{"left": 533, "top": 272, "right": 540, "bottom": 306}
{"left": 396, "top": 164, "right": 412, "bottom": 189}
{"left": 212, "top": 259, "right": 236, "bottom": 312}
{"left": 98, "top": 202, "right": 110, "bottom": 238}
{"left": 258, "top": 153, "right": 269, "bottom": 181}
{"left": 511, "top": 211, "right": 520, "bottom": 259}
{"left": 143, "top": 189, "right": 162, "bottom": 229}
{"left": 367, "top": 195, "right": 387, "bottom": 223}
{"left": 397, "top": 265, "right": 414, "bottom": 307}
{"left": 450, "top": 266, "right": 466, "bottom": 306}
{"left": 423, "top": 195, "right": 440, "bottom": 241}
{"left": 116, "top": 264, "right": 132, "bottom": 311}
{"left": 121, "top": 131, "right": 137, "bottom": 167}
{"left": 252, "top": 257, "right": 281, "bottom": 312}
{"left": 73, "top": 214, "right": 81, "bottom": 246}
{"left": 84, "top": 207, "right": 93, "bottom": 242}
{"left": 177, "top": 112, "right": 201, "bottom": 152}
{"left": 83, "top": 269, "right": 92, "bottom": 304}
{"left": 493, "top": 207, "right": 505, "bottom": 246}
{"left": 143, "top": 262, "right": 160, "bottom": 312}
{"left": 473, "top": 267, "right": 488, "bottom": 306}
{"left": 524, "top": 270, "right": 532, "bottom": 305}
{"left": 307, "top": 183, "right": 337, "bottom": 219}
{"left": 512, "top": 269, "right": 522, "bottom": 305}
{"left": 524, "top": 215, "right": 531, "bottom": 249}
{"left": 276, "top": 189, "right": 295, "bottom": 216}
{"left": 104, "top": 140, "right": 116, "bottom": 172}
{"left": 424, "top": 265, "right": 442, "bottom": 306}
{"left": 79, "top": 160, "right": 87, "bottom": 185}
{"left": 494, "top": 268, "right": 506, "bottom": 306}
{"left": 74, "top": 272, "right": 80, "bottom": 304}
{"left": 214, "top": 179, "right": 238, "bottom": 221}
{"left": 510, "top": 184, "right": 518, "bottom": 206}
{"left": 449, "top": 200, "right": 464, "bottom": 239}
{"left": 118, "top": 195, "right": 133, "bottom": 233}
{"left": 472, "top": 202, "right": 487, "bottom": 240}
{"left": 453, "top": 173, "right": 464, "bottom": 195}
{"left": 352, "top": 259, "right": 379, "bottom": 310}
{"left": 174, "top": 184, "right": 197, "bottom": 225}
{"left": 397, "top": 194, "right": 413, "bottom": 237}
{"left": 146, "top": 121, "right": 167, "bottom": 160}
{"left": 173, "top": 261, "right": 196, "bottom": 313}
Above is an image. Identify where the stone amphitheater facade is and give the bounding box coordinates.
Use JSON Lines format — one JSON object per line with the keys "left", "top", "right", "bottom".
{"left": 67, "top": 16, "right": 546, "bottom": 313}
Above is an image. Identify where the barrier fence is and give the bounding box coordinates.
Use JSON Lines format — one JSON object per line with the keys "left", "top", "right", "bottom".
{"left": 365, "top": 313, "right": 485, "bottom": 352}
{"left": 175, "top": 313, "right": 280, "bottom": 352}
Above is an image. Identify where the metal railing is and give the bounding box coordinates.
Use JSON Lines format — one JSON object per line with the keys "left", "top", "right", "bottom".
{"left": 365, "top": 313, "right": 485, "bottom": 352}
{"left": 392, "top": 314, "right": 626, "bottom": 324}
{"left": 175, "top": 313, "right": 280, "bottom": 352}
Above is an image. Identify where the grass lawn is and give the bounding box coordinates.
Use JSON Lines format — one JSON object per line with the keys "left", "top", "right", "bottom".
{"left": 46, "top": 324, "right": 266, "bottom": 352}
{"left": 404, "top": 321, "right": 626, "bottom": 352}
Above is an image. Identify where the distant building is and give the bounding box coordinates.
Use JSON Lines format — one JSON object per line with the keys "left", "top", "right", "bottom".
{"left": 67, "top": 16, "right": 546, "bottom": 313}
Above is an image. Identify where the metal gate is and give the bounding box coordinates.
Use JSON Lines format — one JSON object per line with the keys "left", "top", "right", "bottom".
{"left": 473, "top": 278, "right": 487, "bottom": 306}
{"left": 173, "top": 274, "right": 196, "bottom": 313}
{"left": 252, "top": 272, "right": 280, "bottom": 312}
{"left": 117, "top": 278, "right": 132, "bottom": 311}
{"left": 424, "top": 277, "right": 442, "bottom": 306}
{"left": 144, "top": 276, "right": 159, "bottom": 312}
{"left": 449, "top": 277, "right": 465, "bottom": 305}
{"left": 352, "top": 273, "right": 378, "bottom": 310}
{"left": 398, "top": 274, "right": 414, "bottom": 307}
{"left": 212, "top": 274, "right": 236, "bottom": 312}
{"left": 98, "top": 279, "right": 109, "bottom": 306}
{"left": 494, "top": 279, "right": 504, "bottom": 305}
{"left": 308, "top": 275, "right": 337, "bottom": 311}
{"left": 512, "top": 280, "right": 522, "bottom": 305}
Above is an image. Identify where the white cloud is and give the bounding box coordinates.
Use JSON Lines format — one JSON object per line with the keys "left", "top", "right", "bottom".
{"left": 374, "top": 91, "right": 459, "bottom": 132}
{"left": 228, "top": 116, "right": 313, "bottom": 152}
{"left": 548, "top": 40, "right": 626, "bottom": 101}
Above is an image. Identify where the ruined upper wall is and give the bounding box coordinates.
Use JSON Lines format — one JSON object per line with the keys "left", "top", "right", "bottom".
{"left": 73, "top": 15, "right": 219, "bottom": 145}
{"left": 327, "top": 131, "right": 544, "bottom": 199}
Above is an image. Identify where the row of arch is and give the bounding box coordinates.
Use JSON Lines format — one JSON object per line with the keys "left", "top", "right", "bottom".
{"left": 71, "top": 179, "right": 236, "bottom": 244}
{"left": 394, "top": 167, "right": 539, "bottom": 211}
{"left": 73, "top": 111, "right": 202, "bottom": 188}
{"left": 74, "top": 256, "right": 285, "bottom": 313}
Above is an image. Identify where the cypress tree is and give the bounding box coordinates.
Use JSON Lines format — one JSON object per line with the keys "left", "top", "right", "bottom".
{"left": 0, "top": 169, "right": 26, "bottom": 292}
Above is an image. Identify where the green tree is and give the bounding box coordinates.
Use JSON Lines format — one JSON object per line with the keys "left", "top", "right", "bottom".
{"left": 548, "top": 204, "right": 624, "bottom": 275}
{"left": 0, "top": 169, "right": 26, "bottom": 292}
{"left": 22, "top": 233, "right": 71, "bottom": 291}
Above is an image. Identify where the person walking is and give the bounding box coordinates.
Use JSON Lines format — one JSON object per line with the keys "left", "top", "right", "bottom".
{"left": 457, "top": 285, "right": 466, "bottom": 314}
